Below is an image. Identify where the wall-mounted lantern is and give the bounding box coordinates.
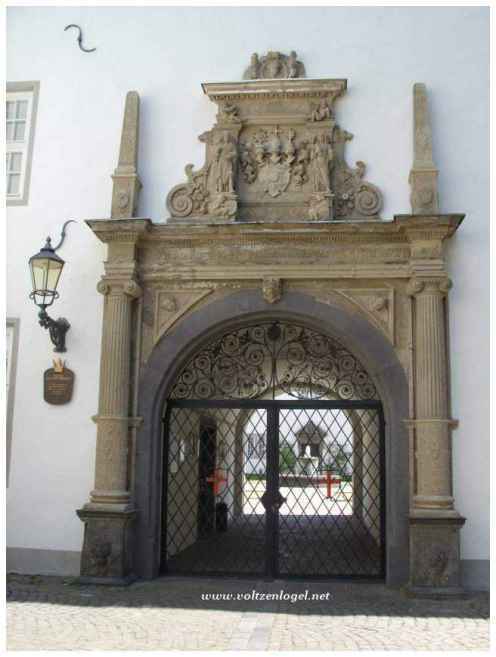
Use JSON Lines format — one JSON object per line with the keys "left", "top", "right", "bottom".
{"left": 28, "top": 220, "right": 75, "bottom": 353}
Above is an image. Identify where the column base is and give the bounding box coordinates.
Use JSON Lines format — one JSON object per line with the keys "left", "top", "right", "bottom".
{"left": 76, "top": 506, "right": 136, "bottom": 582}
{"left": 409, "top": 512, "right": 466, "bottom": 594}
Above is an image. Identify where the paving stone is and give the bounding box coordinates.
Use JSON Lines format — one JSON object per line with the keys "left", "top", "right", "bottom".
{"left": 6, "top": 574, "right": 489, "bottom": 651}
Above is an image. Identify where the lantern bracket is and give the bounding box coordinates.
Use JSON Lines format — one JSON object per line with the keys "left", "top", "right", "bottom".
{"left": 38, "top": 308, "right": 70, "bottom": 353}
{"left": 53, "top": 220, "right": 76, "bottom": 252}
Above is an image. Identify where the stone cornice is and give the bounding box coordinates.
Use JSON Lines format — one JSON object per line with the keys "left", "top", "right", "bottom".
{"left": 202, "top": 78, "right": 347, "bottom": 102}
{"left": 395, "top": 214, "right": 464, "bottom": 240}
{"left": 139, "top": 215, "right": 463, "bottom": 245}
{"left": 86, "top": 218, "right": 152, "bottom": 243}
{"left": 85, "top": 215, "right": 463, "bottom": 252}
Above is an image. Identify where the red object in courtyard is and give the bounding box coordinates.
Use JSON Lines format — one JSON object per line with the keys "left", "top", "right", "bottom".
{"left": 206, "top": 468, "right": 228, "bottom": 495}
{"left": 323, "top": 471, "right": 341, "bottom": 498}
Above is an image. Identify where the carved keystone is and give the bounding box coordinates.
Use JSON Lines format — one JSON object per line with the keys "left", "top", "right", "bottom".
{"left": 262, "top": 278, "right": 282, "bottom": 304}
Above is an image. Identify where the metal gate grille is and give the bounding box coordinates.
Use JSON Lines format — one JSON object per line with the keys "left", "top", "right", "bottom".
{"left": 162, "top": 399, "right": 385, "bottom": 578}
{"left": 164, "top": 405, "right": 268, "bottom": 576}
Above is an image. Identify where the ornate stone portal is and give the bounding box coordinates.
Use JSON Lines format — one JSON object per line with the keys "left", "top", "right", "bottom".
{"left": 79, "top": 52, "right": 465, "bottom": 594}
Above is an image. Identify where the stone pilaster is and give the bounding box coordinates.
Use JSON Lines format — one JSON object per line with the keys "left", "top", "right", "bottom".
{"left": 78, "top": 218, "right": 149, "bottom": 584}
{"left": 408, "top": 277, "right": 452, "bottom": 510}
{"left": 90, "top": 278, "right": 142, "bottom": 506}
{"left": 407, "top": 276, "right": 465, "bottom": 594}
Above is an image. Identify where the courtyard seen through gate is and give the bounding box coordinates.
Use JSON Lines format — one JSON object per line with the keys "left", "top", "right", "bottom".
{"left": 163, "top": 321, "right": 384, "bottom": 579}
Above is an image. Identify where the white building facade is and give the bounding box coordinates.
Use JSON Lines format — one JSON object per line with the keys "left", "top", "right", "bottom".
{"left": 6, "top": 6, "right": 489, "bottom": 589}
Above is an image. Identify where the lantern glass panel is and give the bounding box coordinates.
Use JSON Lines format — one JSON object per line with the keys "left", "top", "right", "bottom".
{"left": 46, "top": 258, "right": 63, "bottom": 292}
{"left": 30, "top": 257, "right": 50, "bottom": 292}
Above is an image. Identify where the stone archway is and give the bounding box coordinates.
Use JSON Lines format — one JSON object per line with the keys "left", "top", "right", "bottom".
{"left": 76, "top": 65, "right": 466, "bottom": 592}
{"left": 132, "top": 290, "right": 410, "bottom": 585}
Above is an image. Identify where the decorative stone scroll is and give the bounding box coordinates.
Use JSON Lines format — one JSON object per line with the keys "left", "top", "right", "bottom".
{"left": 165, "top": 58, "right": 383, "bottom": 224}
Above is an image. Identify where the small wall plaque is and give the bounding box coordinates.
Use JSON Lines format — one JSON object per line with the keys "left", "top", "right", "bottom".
{"left": 44, "top": 359, "right": 74, "bottom": 405}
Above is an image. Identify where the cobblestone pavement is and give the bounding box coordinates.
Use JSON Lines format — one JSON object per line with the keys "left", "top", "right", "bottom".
{"left": 7, "top": 574, "right": 489, "bottom": 651}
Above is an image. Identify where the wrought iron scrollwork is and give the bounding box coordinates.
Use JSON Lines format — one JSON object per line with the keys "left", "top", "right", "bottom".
{"left": 170, "top": 321, "right": 377, "bottom": 400}
{"left": 64, "top": 24, "right": 96, "bottom": 53}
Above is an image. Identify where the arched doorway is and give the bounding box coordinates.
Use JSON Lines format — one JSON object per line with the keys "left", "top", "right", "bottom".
{"left": 134, "top": 290, "right": 409, "bottom": 586}
{"left": 162, "top": 320, "right": 385, "bottom": 578}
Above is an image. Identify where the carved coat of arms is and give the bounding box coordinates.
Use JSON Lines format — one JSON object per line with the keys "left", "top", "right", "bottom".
{"left": 258, "top": 162, "right": 291, "bottom": 198}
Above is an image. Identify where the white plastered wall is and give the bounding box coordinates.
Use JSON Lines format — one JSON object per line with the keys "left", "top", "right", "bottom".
{"left": 6, "top": 6, "right": 489, "bottom": 575}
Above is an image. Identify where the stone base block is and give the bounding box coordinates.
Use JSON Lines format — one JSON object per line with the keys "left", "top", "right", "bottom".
{"left": 408, "top": 169, "right": 439, "bottom": 215}
{"left": 409, "top": 513, "right": 465, "bottom": 595}
{"left": 76, "top": 507, "right": 136, "bottom": 583}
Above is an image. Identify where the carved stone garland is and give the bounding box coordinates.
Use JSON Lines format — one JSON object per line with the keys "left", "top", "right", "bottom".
{"left": 166, "top": 51, "right": 383, "bottom": 224}
{"left": 170, "top": 321, "right": 377, "bottom": 401}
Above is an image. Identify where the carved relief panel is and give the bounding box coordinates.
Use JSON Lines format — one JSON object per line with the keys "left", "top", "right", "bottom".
{"left": 166, "top": 51, "right": 383, "bottom": 224}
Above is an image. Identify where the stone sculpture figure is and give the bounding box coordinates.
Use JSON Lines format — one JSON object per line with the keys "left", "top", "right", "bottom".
{"left": 310, "top": 135, "right": 333, "bottom": 192}
{"left": 245, "top": 52, "right": 260, "bottom": 79}
{"left": 207, "top": 134, "right": 237, "bottom": 194}
{"left": 287, "top": 50, "right": 299, "bottom": 78}
{"left": 308, "top": 192, "right": 332, "bottom": 220}
{"left": 284, "top": 128, "right": 297, "bottom": 164}
{"left": 219, "top": 135, "right": 237, "bottom": 192}
{"left": 219, "top": 103, "right": 240, "bottom": 123}
{"left": 310, "top": 98, "right": 332, "bottom": 122}
{"left": 207, "top": 145, "right": 223, "bottom": 194}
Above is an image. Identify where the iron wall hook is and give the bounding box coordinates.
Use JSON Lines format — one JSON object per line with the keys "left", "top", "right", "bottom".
{"left": 64, "top": 24, "right": 96, "bottom": 53}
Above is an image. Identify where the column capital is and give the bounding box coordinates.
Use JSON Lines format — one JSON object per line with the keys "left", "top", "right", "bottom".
{"left": 406, "top": 276, "right": 452, "bottom": 297}
{"left": 97, "top": 278, "right": 142, "bottom": 299}
{"left": 123, "top": 279, "right": 142, "bottom": 299}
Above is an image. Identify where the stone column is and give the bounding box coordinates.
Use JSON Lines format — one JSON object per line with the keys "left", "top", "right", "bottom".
{"left": 90, "top": 278, "right": 141, "bottom": 506}
{"left": 407, "top": 276, "right": 465, "bottom": 593}
{"left": 77, "top": 277, "right": 141, "bottom": 584}
{"left": 409, "top": 277, "right": 452, "bottom": 510}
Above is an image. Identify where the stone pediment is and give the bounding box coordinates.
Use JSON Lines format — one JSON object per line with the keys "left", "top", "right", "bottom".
{"left": 166, "top": 52, "right": 383, "bottom": 224}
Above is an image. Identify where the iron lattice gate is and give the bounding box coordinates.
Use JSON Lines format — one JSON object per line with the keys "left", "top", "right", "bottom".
{"left": 162, "top": 400, "right": 385, "bottom": 577}
{"left": 162, "top": 399, "right": 385, "bottom": 579}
